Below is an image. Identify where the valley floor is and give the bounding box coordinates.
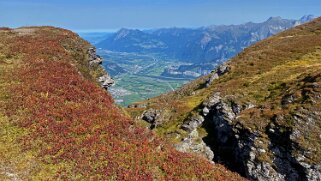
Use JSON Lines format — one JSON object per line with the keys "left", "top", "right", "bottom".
{"left": 99, "top": 50, "right": 193, "bottom": 106}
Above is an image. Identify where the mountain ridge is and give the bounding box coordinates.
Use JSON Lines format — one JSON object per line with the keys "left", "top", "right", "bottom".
{"left": 127, "top": 17, "right": 321, "bottom": 180}
{"left": 96, "top": 15, "right": 315, "bottom": 80}
{"left": 97, "top": 15, "right": 315, "bottom": 64}
{"left": 0, "top": 26, "right": 243, "bottom": 180}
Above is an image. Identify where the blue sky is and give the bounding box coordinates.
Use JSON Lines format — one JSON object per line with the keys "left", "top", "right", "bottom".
{"left": 0, "top": 0, "right": 320, "bottom": 32}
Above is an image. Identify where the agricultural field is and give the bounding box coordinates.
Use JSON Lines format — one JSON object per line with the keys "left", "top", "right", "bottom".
{"left": 99, "top": 50, "right": 192, "bottom": 106}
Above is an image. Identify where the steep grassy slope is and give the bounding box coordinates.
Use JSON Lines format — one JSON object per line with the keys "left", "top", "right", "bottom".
{"left": 0, "top": 27, "right": 243, "bottom": 180}
{"left": 127, "top": 18, "right": 321, "bottom": 180}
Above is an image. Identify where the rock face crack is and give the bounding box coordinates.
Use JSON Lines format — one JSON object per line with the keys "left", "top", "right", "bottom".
{"left": 199, "top": 91, "right": 321, "bottom": 180}
{"left": 267, "top": 120, "right": 308, "bottom": 181}
{"left": 201, "top": 93, "right": 250, "bottom": 176}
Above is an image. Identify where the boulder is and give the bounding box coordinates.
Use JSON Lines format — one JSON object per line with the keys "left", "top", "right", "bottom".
{"left": 206, "top": 64, "right": 230, "bottom": 87}
{"left": 175, "top": 129, "right": 214, "bottom": 162}
{"left": 142, "top": 109, "right": 161, "bottom": 129}
{"left": 181, "top": 115, "right": 204, "bottom": 132}
{"left": 98, "top": 74, "right": 115, "bottom": 89}
{"left": 88, "top": 47, "right": 103, "bottom": 66}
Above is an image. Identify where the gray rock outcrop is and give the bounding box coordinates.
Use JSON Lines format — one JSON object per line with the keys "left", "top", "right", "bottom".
{"left": 175, "top": 129, "right": 214, "bottom": 162}
{"left": 175, "top": 115, "right": 214, "bottom": 161}
{"left": 199, "top": 92, "right": 321, "bottom": 181}
{"left": 181, "top": 115, "right": 204, "bottom": 132}
{"left": 88, "top": 47, "right": 103, "bottom": 66}
{"left": 98, "top": 74, "right": 114, "bottom": 89}
{"left": 87, "top": 47, "right": 115, "bottom": 89}
{"left": 206, "top": 64, "right": 229, "bottom": 87}
{"left": 142, "top": 108, "right": 162, "bottom": 129}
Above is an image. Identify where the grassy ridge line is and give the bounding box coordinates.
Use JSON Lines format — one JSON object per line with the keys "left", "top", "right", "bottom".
{"left": 0, "top": 27, "right": 243, "bottom": 180}
{"left": 126, "top": 18, "right": 321, "bottom": 164}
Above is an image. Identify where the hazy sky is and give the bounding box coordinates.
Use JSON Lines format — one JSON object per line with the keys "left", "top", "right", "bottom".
{"left": 0, "top": 0, "right": 320, "bottom": 32}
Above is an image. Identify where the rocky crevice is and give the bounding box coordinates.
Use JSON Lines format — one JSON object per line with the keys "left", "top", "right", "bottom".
{"left": 267, "top": 108, "right": 321, "bottom": 181}
{"left": 201, "top": 92, "right": 253, "bottom": 176}
{"left": 198, "top": 92, "right": 321, "bottom": 180}
{"left": 266, "top": 119, "right": 308, "bottom": 181}
{"left": 166, "top": 89, "right": 321, "bottom": 180}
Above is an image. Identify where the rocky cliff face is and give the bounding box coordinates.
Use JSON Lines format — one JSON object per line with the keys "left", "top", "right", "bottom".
{"left": 127, "top": 17, "right": 321, "bottom": 180}
{"left": 199, "top": 91, "right": 321, "bottom": 180}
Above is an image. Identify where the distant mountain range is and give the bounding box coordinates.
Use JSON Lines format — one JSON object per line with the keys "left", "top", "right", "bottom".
{"left": 97, "top": 15, "right": 314, "bottom": 62}
{"left": 96, "top": 15, "right": 315, "bottom": 78}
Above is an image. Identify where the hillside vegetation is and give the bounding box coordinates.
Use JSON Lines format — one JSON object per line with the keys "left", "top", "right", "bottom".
{"left": 0, "top": 27, "right": 243, "bottom": 180}
{"left": 127, "top": 18, "right": 321, "bottom": 180}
